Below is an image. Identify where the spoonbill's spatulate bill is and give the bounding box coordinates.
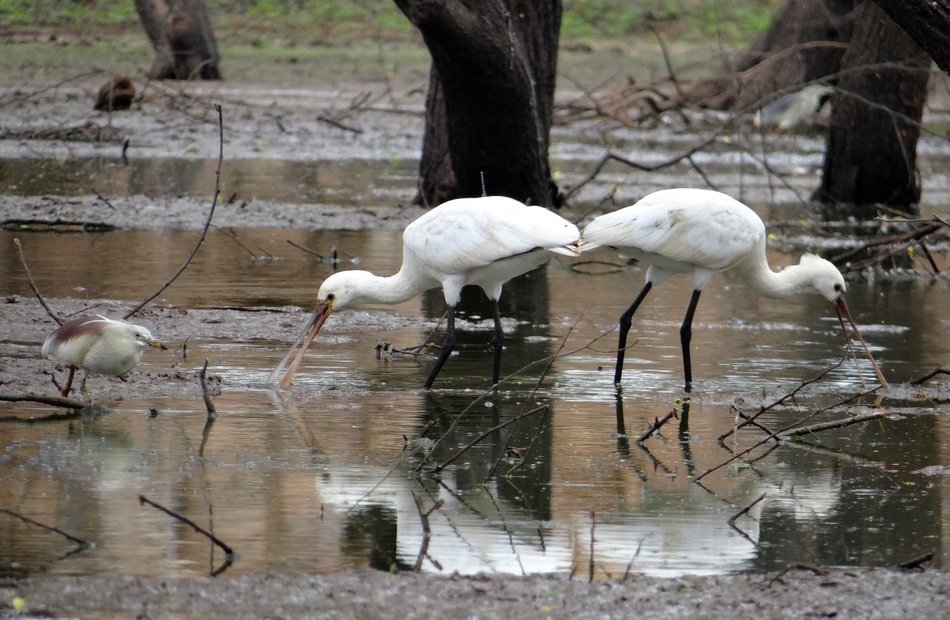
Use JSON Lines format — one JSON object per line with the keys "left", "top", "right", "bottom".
{"left": 272, "top": 196, "right": 580, "bottom": 389}
{"left": 580, "top": 188, "right": 887, "bottom": 391}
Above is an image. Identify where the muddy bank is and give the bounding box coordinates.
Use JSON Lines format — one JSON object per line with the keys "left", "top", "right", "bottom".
{"left": 3, "top": 566, "right": 947, "bottom": 619}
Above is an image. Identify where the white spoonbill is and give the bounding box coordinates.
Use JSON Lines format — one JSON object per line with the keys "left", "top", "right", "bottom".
{"left": 42, "top": 315, "right": 167, "bottom": 396}
{"left": 271, "top": 196, "right": 580, "bottom": 389}
{"left": 580, "top": 188, "right": 887, "bottom": 391}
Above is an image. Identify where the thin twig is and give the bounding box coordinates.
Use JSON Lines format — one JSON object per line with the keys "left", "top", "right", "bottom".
{"left": 778, "top": 410, "right": 887, "bottom": 437}
{"left": 139, "top": 494, "right": 235, "bottom": 558}
{"left": 13, "top": 238, "right": 61, "bottom": 325}
{"left": 410, "top": 492, "right": 443, "bottom": 571}
{"left": 125, "top": 103, "right": 225, "bottom": 319}
{"left": 199, "top": 360, "right": 217, "bottom": 420}
{"left": 910, "top": 368, "right": 949, "bottom": 385}
{"left": 728, "top": 492, "right": 767, "bottom": 528}
{"left": 637, "top": 409, "right": 678, "bottom": 443}
{"left": 0, "top": 508, "right": 91, "bottom": 548}
{"left": 285, "top": 239, "right": 326, "bottom": 259}
{"left": 433, "top": 405, "right": 549, "bottom": 473}
{"left": 896, "top": 552, "right": 933, "bottom": 571}
{"left": 719, "top": 360, "right": 846, "bottom": 442}
{"left": 695, "top": 385, "right": 881, "bottom": 482}
{"left": 588, "top": 510, "right": 596, "bottom": 583}
{"left": 621, "top": 537, "right": 646, "bottom": 581}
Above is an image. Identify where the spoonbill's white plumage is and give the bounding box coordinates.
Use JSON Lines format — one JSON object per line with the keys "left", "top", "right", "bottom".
{"left": 580, "top": 188, "right": 886, "bottom": 390}
{"left": 42, "top": 314, "right": 167, "bottom": 396}
{"left": 272, "top": 196, "right": 580, "bottom": 389}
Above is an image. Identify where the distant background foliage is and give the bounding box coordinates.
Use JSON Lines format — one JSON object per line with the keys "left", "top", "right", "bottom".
{"left": 0, "top": 0, "right": 777, "bottom": 45}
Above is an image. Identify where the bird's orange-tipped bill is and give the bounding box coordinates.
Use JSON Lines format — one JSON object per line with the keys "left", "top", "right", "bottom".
{"left": 148, "top": 339, "right": 168, "bottom": 351}
{"left": 833, "top": 298, "right": 888, "bottom": 388}
{"left": 269, "top": 303, "right": 333, "bottom": 387}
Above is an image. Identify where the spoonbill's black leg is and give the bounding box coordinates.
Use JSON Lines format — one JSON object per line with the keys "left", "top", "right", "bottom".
{"left": 490, "top": 299, "right": 504, "bottom": 386}
{"left": 614, "top": 281, "right": 653, "bottom": 385}
{"left": 679, "top": 289, "right": 702, "bottom": 392}
{"left": 425, "top": 305, "right": 457, "bottom": 389}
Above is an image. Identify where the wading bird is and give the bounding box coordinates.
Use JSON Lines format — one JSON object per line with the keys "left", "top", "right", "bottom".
{"left": 42, "top": 315, "right": 167, "bottom": 397}
{"left": 580, "top": 188, "right": 887, "bottom": 391}
{"left": 271, "top": 196, "right": 580, "bottom": 389}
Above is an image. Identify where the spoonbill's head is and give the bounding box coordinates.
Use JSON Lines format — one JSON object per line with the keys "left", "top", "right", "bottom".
{"left": 271, "top": 270, "right": 377, "bottom": 388}
{"left": 798, "top": 253, "right": 847, "bottom": 302}
{"left": 796, "top": 254, "right": 888, "bottom": 388}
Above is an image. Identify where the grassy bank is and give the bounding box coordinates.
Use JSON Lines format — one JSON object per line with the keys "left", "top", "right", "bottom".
{"left": 1, "top": 0, "right": 775, "bottom": 48}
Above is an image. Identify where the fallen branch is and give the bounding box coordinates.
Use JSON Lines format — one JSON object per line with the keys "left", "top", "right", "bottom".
{"left": 588, "top": 510, "right": 596, "bottom": 583}
{"left": 695, "top": 385, "right": 881, "bottom": 482}
{"left": 0, "top": 393, "right": 89, "bottom": 410}
{"left": 896, "top": 552, "right": 933, "bottom": 571}
{"left": 125, "top": 103, "right": 225, "bottom": 319}
{"left": 433, "top": 404, "right": 549, "bottom": 473}
{"left": 139, "top": 494, "right": 235, "bottom": 560}
{"left": 621, "top": 536, "right": 646, "bottom": 582}
{"left": 0, "top": 508, "right": 91, "bottom": 549}
{"left": 199, "top": 360, "right": 217, "bottom": 420}
{"left": 910, "top": 368, "right": 949, "bottom": 385}
{"left": 719, "top": 359, "right": 846, "bottom": 443}
{"left": 637, "top": 409, "right": 678, "bottom": 443}
{"left": 778, "top": 410, "right": 888, "bottom": 438}
{"left": 411, "top": 491, "right": 443, "bottom": 572}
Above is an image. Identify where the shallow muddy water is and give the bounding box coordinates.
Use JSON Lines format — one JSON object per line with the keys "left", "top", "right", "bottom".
{"left": 0, "top": 73, "right": 948, "bottom": 580}
{"left": 1, "top": 225, "right": 947, "bottom": 579}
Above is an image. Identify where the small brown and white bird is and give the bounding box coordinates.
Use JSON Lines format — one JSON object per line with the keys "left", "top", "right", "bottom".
{"left": 42, "top": 315, "right": 167, "bottom": 396}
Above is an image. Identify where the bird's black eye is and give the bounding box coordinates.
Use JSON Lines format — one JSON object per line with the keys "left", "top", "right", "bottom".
{"left": 834, "top": 283, "right": 843, "bottom": 293}
{"left": 326, "top": 293, "right": 335, "bottom": 301}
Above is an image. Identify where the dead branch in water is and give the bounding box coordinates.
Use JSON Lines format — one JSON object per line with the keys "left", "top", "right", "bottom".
{"left": 588, "top": 510, "right": 596, "bottom": 583}
{"left": 831, "top": 216, "right": 947, "bottom": 274}
{"left": 433, "top": 404, "right": 549, "bottom": 473}
{"left": 139, "top": 494, "right": 235, "bottom": 561}
{"left": 778, "top": 410, "right": 888, "bottom": 438}
{"left": 125, "top": 103, "right": 224, "bottom": 319}
{"left": 199, "top": 359, "right": 217, "bottom": 420}
{"left": 911, "top": 368, "right": 949, "bottom": 385}
{"left": 0, "top": 508, "right": 91, "bottom": 549}
{"left": 411, "top": 491, "right": 444, "bottom": 571}
{"left": 0, "top": 393, "right": 89, "bottom": 411}
{"left": 637, "top": 408, "right": 678, "bottom": 444}
{"left": 719, "top": 359, "right": 845, "bottom": 443}
{"left": 695, "top": 384, "right": 881, "bottom": 482}
{"left": 728, "top": 492, "right": 767, "bottom": 544}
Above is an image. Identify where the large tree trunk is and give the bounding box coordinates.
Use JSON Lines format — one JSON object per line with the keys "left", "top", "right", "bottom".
{"left": 870, "top": 0, "right": 950, "bottom": 75}
{"left": 815, "top": 2, "right": 931, "bottom": 216}
{"left": 135, "top": 0, "right": 221, "bottom": 80}
{"left": 394, "top": 0, "right": 562, "bottom": 209}
{"left": 683, "top": 0, "right": 857, "bottom": 111}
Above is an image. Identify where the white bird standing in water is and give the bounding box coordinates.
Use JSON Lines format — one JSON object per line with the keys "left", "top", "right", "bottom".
{"left": 42, "top": 315, "right": 167, "bottom": 396}
{"left": 272, "top": 196, "right": 580, "bottom": 389}
{"left": 580, "top": 188, "right": 887, "bottom": 391}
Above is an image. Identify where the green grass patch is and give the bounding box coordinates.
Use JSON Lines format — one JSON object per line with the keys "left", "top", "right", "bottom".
{"left": 1, "top": 1, "right": 773, "bottom": 48}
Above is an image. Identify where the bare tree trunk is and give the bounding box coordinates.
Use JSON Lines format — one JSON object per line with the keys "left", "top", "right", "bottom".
{"left": 870, "top": 0, "right": 950, "bottom": 75}
{"left": 394, "top": 0, "right": 562, "bottom": 209}
{"left": 683, "top": 0, "right": 857, "bottom": 111}
{"left": 815, "top": 1, "right": 931, "bottom": 216}
{"left": 135, "top": 0, "right": 221, "bottom": 80}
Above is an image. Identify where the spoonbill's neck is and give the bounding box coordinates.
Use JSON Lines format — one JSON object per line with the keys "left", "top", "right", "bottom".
{"left": 339, "top": 267, "right": 435, "bottom": 307}
{"left": 741, "top": 252, "right": 823, "bottom": 299}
